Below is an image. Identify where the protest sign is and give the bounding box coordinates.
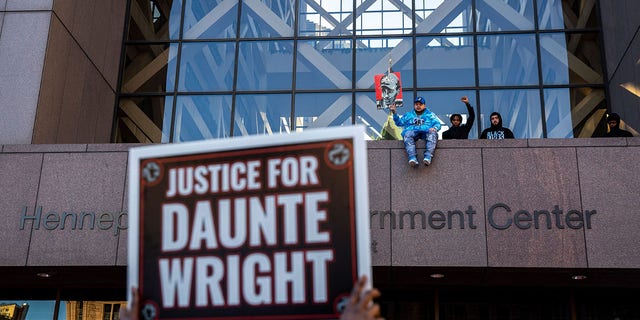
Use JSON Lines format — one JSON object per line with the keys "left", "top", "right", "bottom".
{"left": 374, "top": 71, "right": 403, "bottom": 109}
{"left": 127, "top": 126, "right": 371, "bottom": 319}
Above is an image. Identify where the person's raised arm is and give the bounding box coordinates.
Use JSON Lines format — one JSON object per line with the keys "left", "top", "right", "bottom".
{"left": 461, "top": 96, "right": 475, "bottom": 130}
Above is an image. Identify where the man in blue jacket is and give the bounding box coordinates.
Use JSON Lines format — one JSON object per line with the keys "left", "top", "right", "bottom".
{"left": 390, "top": 96, "right": 441, "bottom": 167}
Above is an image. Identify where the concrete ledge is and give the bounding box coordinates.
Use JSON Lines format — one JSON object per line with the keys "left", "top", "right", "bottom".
{"left": 87, "top": 143, "right": 148, "bottom": 152}
{"left": 528, "top": 137, "right": 629, "bottom": 147}
{"left": 2, "top": 144, "right": 87, "bottom": 153}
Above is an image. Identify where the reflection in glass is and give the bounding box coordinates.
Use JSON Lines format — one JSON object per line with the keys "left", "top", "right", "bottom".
{"left": 357, "top": 0, "right": 413, "bottom": 35}
{"left": 173, "top": 95, "right": 232, "bottom": 142}
{"left": 240, "top": 0, "right": 294, "bottom": 38}
{"left": 355, "top": 37, "right": 413, "bottom": 89}
{"left": 178, "top": 42, "right": 236, "bottom": 92}
{"left": 414, "top": 0, "right": 472, "bottom": 34}
{"left": 121, "top": 44, "right": 175, "bottom": 93}
{"left": 477, "top": 34, "right": 539, "bottom": 86}
{"left": 416, "top": 36, "right": 475, "bottom": 88}
{"left": 540, "top": 33, "right": 570, "bottom": 85}
{"left": 544, "top": 88, "right": 573, "bottom": 138}
{"left": 355, "top": 92, "right": 398, "bottom": 140}
{"left": 66, "top": 300, "right": 124, "bottom": 320}
{"left": 415, "top": 0, "right": 473, "bottom": 33}
{"left": 234, "top": 94, "right": 291, "bottom": 137}
{"left": 183, "top": 0, "right": 238, "bottom": 39}
{"left": 126, "top": 0, "right": 182, "bottom": 40}
{"left": 161, "top": 95, "right": 175, "bottom": 142}
{"left": 546, "top": 87, "right": 607, "bottom": 138}
{"left": 537, "top": 0, "right": 564, "bottom": 30}
{"left": 295, "top": 93, "right": 352, "bottom": 133}
{"left": 538, "top": 0, "right": 598, "bottom": 30}
{"left": 480, "top": 89, "right": 542, "bottom": 138}
{"left": 236, "top": 41, "right": 294, "bottom": 91}
{"left": 540, "top": 32, "right": 602, "bottom": 85}
{"left": 116, "top": 0, "right": 606, "bottom": 143}
{"left": 476, "top": 0, "right": 534, "bottom": 31}
{"left": 299, "top": 0, "right": 353, "bottom": 36}
{"left": 417, "top": 90, "right": 477, "bottom": 139}
{"left": 296, "top": 39, "right": 352, "bottom": 90}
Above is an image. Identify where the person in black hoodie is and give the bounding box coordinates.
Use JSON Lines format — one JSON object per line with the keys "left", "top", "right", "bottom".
{"left": 442, "top": 96, "right": 475, "bottom": 139}
{"left": 604, "top": 113, "right": 633, "bottom": 137}
{"left": 480, "top": 112, "right": 514, "bottom": 139}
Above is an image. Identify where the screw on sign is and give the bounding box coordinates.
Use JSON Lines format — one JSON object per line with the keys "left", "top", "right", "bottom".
{"left": 328, "top": 143, "right": 350, "bottom": 166}
{"left": 142, "top": 162, "right": 160, "bottom": 183}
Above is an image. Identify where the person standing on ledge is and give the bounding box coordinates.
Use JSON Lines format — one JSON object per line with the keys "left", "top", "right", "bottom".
{"left": 442, "top": 96, "right": 475, "bottom": 140}
{"left": 390, "top": 96, "right": 441, "bottom": 167}
{"left": 480, "top": 112, "right": 514, "bottom": 139}
{"left": 604, "top": 113, "right": 633, "bottom": 137}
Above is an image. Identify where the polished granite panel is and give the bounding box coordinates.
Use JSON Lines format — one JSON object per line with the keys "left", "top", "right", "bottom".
{"left": 578, "top": 146, "right": 640, "bottom": 268}
{"left": 390, "top": 147, "right": 486, "bottom": 267}
{"left": 0, "top": 12, "right": 50, "bottom": 144}
{"left": 483, "top": 147, "right": 587, "bottom": 268}
{"left": 0, "top": 153, "right": 43, "bottom": 265}
{"left": 27, "top": 152, "right": 128, "bottom": 266}
{"left": 6, "top": 0, "right": 52, "bottom": 10}
{"left": 368, "top": 149, "right": 392, "bottom": 266}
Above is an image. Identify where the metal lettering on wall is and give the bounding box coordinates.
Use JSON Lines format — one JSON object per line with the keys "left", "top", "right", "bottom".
{"left": 18, "top": 206, "right": 128, "bottom": 236}
{"left": 371, "top": 203, "right": 598, "bottom": 230}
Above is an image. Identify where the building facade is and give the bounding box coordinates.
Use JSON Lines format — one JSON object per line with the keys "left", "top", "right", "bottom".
{"left": 1, "top": 0, "right": 640, "bottom": 319}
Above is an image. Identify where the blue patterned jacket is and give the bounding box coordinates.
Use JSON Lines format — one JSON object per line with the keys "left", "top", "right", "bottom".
{"left": 392, "top": 109, "right": 441, "bottom": 136}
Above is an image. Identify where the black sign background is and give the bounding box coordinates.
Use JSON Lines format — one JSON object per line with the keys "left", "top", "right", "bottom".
{"left": 138, "top": 140, "right": 358, "bottom": 319}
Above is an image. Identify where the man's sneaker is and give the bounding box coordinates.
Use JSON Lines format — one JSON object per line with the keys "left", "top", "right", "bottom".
{"left": 423, "top": 157, "right": 431, "bottom": 166}
{"left": 408, "top": 157, "right": 419, "bottom": 167}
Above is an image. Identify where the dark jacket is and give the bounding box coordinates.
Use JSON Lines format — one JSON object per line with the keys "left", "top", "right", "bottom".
{"left": 442, "top": 102, "right": 475, "bottom": 140}
{"left": 480, "top": 112, "right": 514, "bottom": 139}
{"left": 605, "top": 127, "right": 633, "bottom": 137}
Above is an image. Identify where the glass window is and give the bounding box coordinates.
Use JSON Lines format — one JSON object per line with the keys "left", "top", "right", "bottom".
{"left": 416, "top": 36, "right": 475, "bottom": 88}
{"left": 479, "top": 89, "right": 542, "bottom": 138}
{"left": 172, "top": 95, "right": 232, "bottom": 142}
{"left": 121, "top": 44, "right": 175, "bottom": 93}
{"left": 476, "top": 0, "right": 535, "bottom": 32}
{"left": 540, "top": 32, "right": 603, "bottom": 85}
{"left": 239, "top": 0, "right": 294, "bottom": 38}
{"left": 544, "top": 88, "right": 574, "bottom": 138}
{"left": 178, "top": 42, "right": 236, "bottom": 92}
{"left": 477, "top": 34, "right": 539, "bottom": 86}
{"left": 117, "top": 96, "right": 170, "bottom": 143}
{"left": 538, "top": 0, "right": 599, "bottom": 30}
{"left": 117, "top": 0, "right": 606, "bottom": 143}
{"left": 416, "top": 90, "right": 478, "bottom": 139}
{"left": 233, "top": 94, "right": 292, "bottom": 137}
{"left": 414, "top": 0, "right": 472, "bottom": 34}
{"left": 183, "top": 0, "right": 238, "bottom": 39}
{"left": 537, "top": 0, "right": 564, "bottom": 30}
{"left": 546, "top": 87, "right": 607, "bottom": 138}
{"left": 355, "top": 92, "right": 389, "bottom": 140}
{"left": 161, "top": 95, "right": 175, "bottom": 143}
{"left": 127, "top": 0, "right": 182, "bottom": 40}
{"left": 236, "top": 40, "right": 294, "bottom": 91}
{"left": 540, "top": 33, "right": 570, "bottom": 85}
{"left": 298, "top": 0, "right": 354, "bottom": 37}
{"left": 295, "top": 93, "right": 353, "bottom": 132}
{"left": 296, "top": 39, "right": 352, "bottom": 90}
{"left": 356, "top": 0, "right": 413, "bottom": 36}
{"left": 355, "top": 37, "right": 413, "bottom": 89}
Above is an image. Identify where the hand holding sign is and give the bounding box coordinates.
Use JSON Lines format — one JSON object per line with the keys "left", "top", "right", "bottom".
{"left": 339, "top": 275, "right": 383, "bottom": 320}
